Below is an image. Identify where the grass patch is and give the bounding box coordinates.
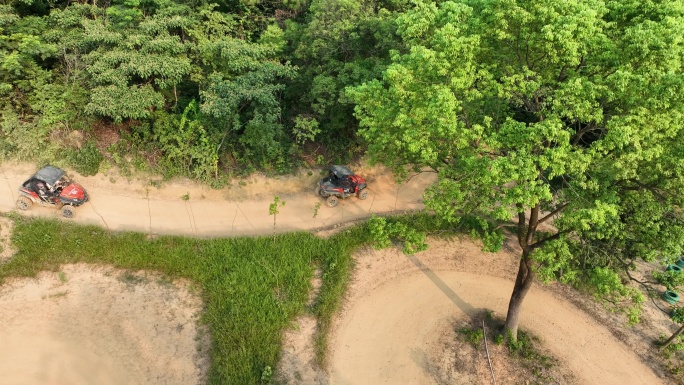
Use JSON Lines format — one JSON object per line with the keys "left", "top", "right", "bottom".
{"left": 119, "top": 271, "right": 148, "bottom": 285}
{"left": 0, "top": 215, "right": 372, "bottom": 384}
{"left": 0, "top": 211, "right": 458, "bottom": 383}
{"left": 658, "top": 332, "right": 684, "bottom": 382}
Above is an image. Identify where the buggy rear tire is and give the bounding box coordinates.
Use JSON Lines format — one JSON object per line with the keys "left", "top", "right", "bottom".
{"left": 358, "top": 189, "right": 369, "bottom": 200}
{"left": 61, "top": 205, "right": 75, "bottom": 219}
{"left": 326, "top": 195, "right": 339, "bottom": 207}
{"left": 16, "top": 196, "right": 32, "bottom": 211}
{"left": 315, "top": 186, "right": 324, "bottom": 197}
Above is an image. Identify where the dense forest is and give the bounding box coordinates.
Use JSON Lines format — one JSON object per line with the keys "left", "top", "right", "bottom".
{"left": 0, "top": 0, "right": 408, "bottom": 182}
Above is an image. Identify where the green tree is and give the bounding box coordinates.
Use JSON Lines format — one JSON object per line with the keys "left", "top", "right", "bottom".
{"left": 349, "top": 0, "right": 684, "bottom": 341}
{"left": 197, "top": 16, "right": 295, "bottom": 169}
{"left": 0, "top": 5, "right": 65, "bottom": 159}
{"left": 283, "top": 0, "right": 407, "bottom": 153}
{"left": 84, "top": 1, "right": 194, "bottom": 121}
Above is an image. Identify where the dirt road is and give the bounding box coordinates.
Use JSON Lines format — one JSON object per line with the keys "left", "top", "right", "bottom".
{"left": 0, "top": 162, "right": 435, "bottom": 236}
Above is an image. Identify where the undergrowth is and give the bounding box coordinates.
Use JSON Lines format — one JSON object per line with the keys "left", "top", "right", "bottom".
{"left": 456, "top": 311, "right": 560, "bottom": 384}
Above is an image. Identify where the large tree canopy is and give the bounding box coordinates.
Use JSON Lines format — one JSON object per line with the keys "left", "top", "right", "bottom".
{"left": 349, "top": 0, "right": 684, "bottom": 340}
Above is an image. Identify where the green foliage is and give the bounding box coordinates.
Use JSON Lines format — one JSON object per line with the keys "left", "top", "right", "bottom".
{"left": 654, "top": 270, "right": 684, "bottom": 291}
{"left": 0, "top": 0, "right": 406, "bottom": 178}
{"left": 67, "top": 139, "right": 103, "bottom": 176}
{"left": 457, "top": 327, "right": 483, "bottom": 347}
{"left": 312, "top": 201, "right": 321, "bottom": 219}
{"left": 532, "top": 237, "right": 576, "bottom": 284}
{"left": 368, "top": 215, "right": 428, "bottom": 254}
{"left": 350, "top": 0, "right": 684, "bottom": 336}
{"left": 671, "top": 307, "right": 684, "bottom": 324}
{"left": 588, "top": 267, "right": 645, "bottom": 324}
{"left": 268, "top": 195, "right": 285, "bottom": 216}
{"left": 292, "top": 115, "right": 320, "bottom": 145}
{"left": 151, "top": 101, "right": 219, "bottom": 182}
{"left": 457, "top": 215, "right": 504, "bottom": 252}
{"left": 283, "top": 0, "right": 406, "bottom": 151}
{"left": 259, "top": 365, "right": 272, "bottom": 384}
{"left": 269, "top": 195, "right": 286, "bottom": 239}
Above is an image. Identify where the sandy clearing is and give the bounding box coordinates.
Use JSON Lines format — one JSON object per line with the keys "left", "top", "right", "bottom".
{"left": 0, "top": 264, "right": 208, "bottom": 385}
{"left": 327, "top": 239, "right": 666, "bottom": 385}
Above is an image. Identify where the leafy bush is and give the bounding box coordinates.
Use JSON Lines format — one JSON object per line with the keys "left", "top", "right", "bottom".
{"left": 367, "top": 215, "right": 428, "bottom": 254}
{"left": 654, "top": 270, "right": 684, "bottom": 291}
{"left": 458, "top": 327, "right": 484, "bottom": 347}
{"left": 67, "top": 140, "right": 103, "bottom": 176}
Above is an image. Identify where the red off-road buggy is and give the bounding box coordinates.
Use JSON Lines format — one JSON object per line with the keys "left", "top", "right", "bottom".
{"left": 16, "top": 165, "right": 89, "bottom": 218}
{"left": 315, "top": 165, "right": 369, "bottom": 207}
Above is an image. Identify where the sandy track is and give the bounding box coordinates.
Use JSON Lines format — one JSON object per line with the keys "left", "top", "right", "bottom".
{"left": 327, "top": 239, "right": 665, "bottom": 385}
{"left": 0, "top": 162, "right": 435, "bottom": 236}
{"left": 0, "top": 264, "right": 207, "bottom": 385}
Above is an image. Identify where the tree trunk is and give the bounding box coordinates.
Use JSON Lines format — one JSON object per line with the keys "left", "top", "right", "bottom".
{"left": 661, "top": 324, "right": 684, "bottom": 350}
{"left": 503, "top": 249, "right": 536, "bottom": 342}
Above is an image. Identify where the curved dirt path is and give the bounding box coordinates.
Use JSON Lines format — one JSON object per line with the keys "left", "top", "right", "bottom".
{"left": 327, "top": 239, "right": 666, "bottom": 385}
{"left": 0, "top": 162, "right": 435, "bottom": 236}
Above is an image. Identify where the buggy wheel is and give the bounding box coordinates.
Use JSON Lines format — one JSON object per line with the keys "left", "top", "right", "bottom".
{"left": 16, "top": 196, "right": 32, "bottom": 211}
{"left": 61, "top": 205, "right": 75, "bottom": 219}
{"left": 315, "top": 186, "right": 323, "bottom": 197}
{"left": 358, "top": 189, "right": 369, "bottom": 200}
{"left": 326, "top": 195, "right": 339, "bottom": 207}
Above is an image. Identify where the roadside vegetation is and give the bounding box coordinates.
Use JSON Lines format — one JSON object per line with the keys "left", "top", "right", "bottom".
{"left": 0, "top": 0, "right": 408, "bottom": 181}
{"left": 0, "top": 214, "right": 369, "bottom": 384}
{"left": 0, "top": 212, "right": 457, "bottom": 383}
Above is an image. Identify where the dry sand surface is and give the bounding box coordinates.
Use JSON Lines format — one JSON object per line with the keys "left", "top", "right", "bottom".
{"left": 0, "top": 264, "right": 208, "bottom": 385}
{"left": 317, "top": 238, "right": 668, "bottom": 385}
{"left": 0, "top": 162, "right": 676, "bottom": 384}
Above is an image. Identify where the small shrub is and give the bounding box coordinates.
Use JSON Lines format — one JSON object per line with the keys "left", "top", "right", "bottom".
{"left": 458, "top": 327, "right": 484, "bottom": 347}
{"left": 67, "top": 140, "right": 103, "bottom": 176}
{"left": 654, "top": 270, "right": 684, "bottom": 291}
{"left": 260, "top": 365, "right": 272, "bottom": 384}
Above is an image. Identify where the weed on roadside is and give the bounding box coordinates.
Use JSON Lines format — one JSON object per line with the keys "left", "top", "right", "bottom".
{"left": 453, "top": 311, "right": 568, "bottom": 384}
{"left": 119, "top": 271, "right": 147, "bottom": 285}
{"left": 1, "top": 213, "right": 446, "bottom": 384}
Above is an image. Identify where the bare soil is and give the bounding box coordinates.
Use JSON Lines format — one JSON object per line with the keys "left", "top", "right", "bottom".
{"left": 0, "top": 162, "right": 676, "bottom": 384}
{"left": 0, "top": 264, "right": 208, "bottom": 385}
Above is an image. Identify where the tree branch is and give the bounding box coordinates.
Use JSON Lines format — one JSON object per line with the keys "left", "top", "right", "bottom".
{"left": 538, "top": 203, "right": 568, "bottom": 225}
{"left": 571, "top": 122, "right": 596, "bottom": 145}
{"left": 517, "top": 203, "right": 526, "bottom": 248}
{"left": 530, "top": 229, "right": 570, "bottom": 250}
{"left": 525, "top": 204, "right": 540, "bottom": 246}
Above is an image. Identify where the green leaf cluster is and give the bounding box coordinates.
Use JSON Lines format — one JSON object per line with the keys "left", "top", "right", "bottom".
{"left": 350, "top": 0, "right": 684, "bottom": 325}
{"left": 368, "top": 215, "right": 428, "bottom": 254}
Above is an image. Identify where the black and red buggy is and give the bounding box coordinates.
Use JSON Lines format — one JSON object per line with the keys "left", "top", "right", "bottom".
{"left": 315, "top": 165, "right": 369, "bottom": 207}
{"left": 16, "top": 165, "right": 89, "bottom": 218}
